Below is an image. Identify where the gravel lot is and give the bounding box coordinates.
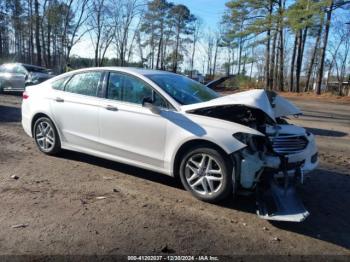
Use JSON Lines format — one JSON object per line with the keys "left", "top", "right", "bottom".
{"left": 0, "top": 93, "right": 349, "bottom": 257}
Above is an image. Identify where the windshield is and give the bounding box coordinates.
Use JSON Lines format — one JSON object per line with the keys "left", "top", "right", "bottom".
{"left": 147, "top": 74, "right": 219, "bottom": 105}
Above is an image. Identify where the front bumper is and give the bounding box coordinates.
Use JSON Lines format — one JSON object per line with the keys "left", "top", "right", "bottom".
{"left": 272, "top": 132, "right": 319, "bottom": 175}
{"left": 239, "top": 132, "right": 318, "bottom": 189}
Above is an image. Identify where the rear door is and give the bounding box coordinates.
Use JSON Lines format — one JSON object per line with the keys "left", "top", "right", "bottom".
{"left": 50, "top": 71, "right": 105, "bottom": 150}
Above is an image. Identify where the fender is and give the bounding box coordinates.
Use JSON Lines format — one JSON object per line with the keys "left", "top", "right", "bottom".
{"left": 162, "top": 111, "right": 264, "bottom": 175}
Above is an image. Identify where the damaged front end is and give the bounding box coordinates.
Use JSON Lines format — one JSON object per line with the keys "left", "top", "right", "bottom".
{"left": 184, "top": 90, "right": 318, "bottom": 222}
{"left": 232, "top": 125, "right": 318, "bottom": 222}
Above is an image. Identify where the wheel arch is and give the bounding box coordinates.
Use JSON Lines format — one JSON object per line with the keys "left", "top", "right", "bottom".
{"left": 172, "top": 139, "right": 231, "bottom": 179}
{"left": 31, "top": 113, "right": 61, "bottom": 142}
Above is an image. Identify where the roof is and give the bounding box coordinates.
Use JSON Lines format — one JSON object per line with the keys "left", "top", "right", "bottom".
{"left": 105, "top": 67, "right": 176, "bottom": 76}
{"left": 68, "top": 67, "right": 178, "bottom": 76}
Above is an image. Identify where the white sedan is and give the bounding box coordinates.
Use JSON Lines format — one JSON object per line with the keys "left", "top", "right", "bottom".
{"left": 22, "top": 67, "right": 318, "bottom": 219}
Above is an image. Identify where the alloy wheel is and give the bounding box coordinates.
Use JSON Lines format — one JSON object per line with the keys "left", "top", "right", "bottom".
{"left": 184, "top": 153, "right": 224, "bottom": 196}
{"left": 35, "top": 120, "right": 55, "bottom": 152}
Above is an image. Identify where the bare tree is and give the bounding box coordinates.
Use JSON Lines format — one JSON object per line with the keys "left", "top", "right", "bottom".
{"left": 65, "top": 0, "right": 90, "bottom": 65}
{"left": 88, "top": 0, "right": 115, "bottom": 66}
{"left": 113, "top": 0, "right": 143, "bottom": 66}
{"left": 190, "top": 18, "right": 202, "bottom": 77}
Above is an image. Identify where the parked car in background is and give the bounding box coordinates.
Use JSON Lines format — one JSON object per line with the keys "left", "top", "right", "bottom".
{"left": 21, "top": 67, "right": 318, "bottom": 222}
{"left": 0, "top": 63, "right": 54, "bottom": 93}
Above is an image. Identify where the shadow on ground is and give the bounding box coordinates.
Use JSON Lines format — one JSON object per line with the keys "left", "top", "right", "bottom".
{"left": 57, "top": 150, "right": 183, "bottom": 189}
{"left": 270, "top": 168, "right": 350, "bottom": 249}
{"left": 305, "top": 127, "right": 348, "bottom": 137}
{"left": 57, "top": 150, "right": 350, "bottom": 250}
{"left": 0, "top": 105, "right": 21, "bottom": 122}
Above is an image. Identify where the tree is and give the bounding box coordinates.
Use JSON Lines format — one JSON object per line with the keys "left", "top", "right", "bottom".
{"left": 315, "top": 0, "right": 350, "bottom": 94}
{"left": 190, "top": 18, "right": 202, "bottom": 77}
{"left": 88, "top": 0, "right": 115, "bottom": 66}
{"left": 169, "top": 4, "right": 196, "bottom": 73}
{"left": 287, "top": 0, "right": 325, "bottom": 92}
{"left": 113, "top": 0, "right": 143, "bottom": 66}
{"left": 141, "top": 0, "right": 172, "bottom": 69}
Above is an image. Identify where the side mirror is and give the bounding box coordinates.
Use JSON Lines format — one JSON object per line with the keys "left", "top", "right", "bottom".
{"left": 142, "top": 97, "right": 160, "bottom": 115}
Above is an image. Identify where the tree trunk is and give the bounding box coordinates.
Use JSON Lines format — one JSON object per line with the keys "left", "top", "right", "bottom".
{"left": 278, "top": 24, "right": 284, "bottom": 91}
{"left": 316, "top": 1, "right": 333, "bottom": 95}
{"left": 47, "top": 23, "right": 51, "bottom": 67}
{"left": 173, "top": 25, "right": 181, "bottom": 73}
{"left": 305, "top": 23, "right": 323, "bottom": 92}
{"left": 27, "top": 0, "right": 34, "bottom": 63}
{"left": 265, "top": 0, "right": 273, "bottom": 89}
{"left": 250, "top": 47, "right": 254, "bottom": 80}
{"left": 270, "top": 31, "right": 277, "bottom": 90}
{"left": 213, "top": 40, "right": 219, "bottom": 77}
{"left": 34, "top": 0, "right": 41, "bottom": 65}
{"left": 265, "top": 29, "right": 271, "bottom": 89}
{"left": 290, "top": 33, "right": 298, "bottom": 92}
{"left": 295, "top": 29, "right": 303, "bottom": 93}
{"left": 190, "top": 35, "right": 197, "bottom": 78}
{"left": 237, "top": 37, "right": 243, "bottom": 74}
{"left": 156, "top": 23, "right": 163, "bottom": 69}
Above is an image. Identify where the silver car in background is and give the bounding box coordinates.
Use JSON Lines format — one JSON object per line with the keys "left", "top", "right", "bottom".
{"left": 0, "top": 63, "right": 54, "bottom": 93}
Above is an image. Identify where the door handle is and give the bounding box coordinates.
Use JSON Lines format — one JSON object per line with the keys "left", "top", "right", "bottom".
{"left": 55, "top": 97, "right": 64, "bottom": 102}
{"left": 105, "top": 105, "right": 118, "bottom": 111}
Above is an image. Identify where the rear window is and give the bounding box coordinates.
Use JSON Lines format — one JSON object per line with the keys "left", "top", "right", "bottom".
{"left": 64, "top": 71, "right": 103, "bottom": 97}
{"left": 51, "top": 76, "right": 71, "bottom": 91}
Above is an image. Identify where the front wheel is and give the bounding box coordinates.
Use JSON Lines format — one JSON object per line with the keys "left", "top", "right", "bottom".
{"left": 179, "top": 146, "right": 234, "bottom": 203}
{"left": 33, "top": 117, "right": 61, "bottom": 155}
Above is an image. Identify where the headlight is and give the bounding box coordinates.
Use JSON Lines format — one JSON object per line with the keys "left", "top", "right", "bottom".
{"left": 232, "top": 132, "right": 250, "bottom": 144}
{"left": 233, "top": 132, "right": 267, "bottom": 152}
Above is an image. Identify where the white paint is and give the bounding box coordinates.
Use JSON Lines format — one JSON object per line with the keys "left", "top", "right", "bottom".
{"left": 22, "top": 68, "right": 317, "bottom": 190}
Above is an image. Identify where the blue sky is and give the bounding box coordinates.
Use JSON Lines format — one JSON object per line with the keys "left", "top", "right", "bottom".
{"left": 174, "top": 0, "right": 228, "bottom": 29}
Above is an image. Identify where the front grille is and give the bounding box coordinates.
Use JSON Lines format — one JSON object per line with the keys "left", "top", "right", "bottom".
{"left": 269, "top": 134, "right": 308, "bottom": 154}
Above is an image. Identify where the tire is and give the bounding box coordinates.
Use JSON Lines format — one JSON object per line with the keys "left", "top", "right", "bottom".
{"left": 33, "top": 117, "right": 61, "bottom": 155}
{"left": 179, "top": 145, "right": 234, "bottom": 203}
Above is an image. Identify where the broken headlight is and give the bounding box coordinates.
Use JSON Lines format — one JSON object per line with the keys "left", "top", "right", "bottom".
{"left": 233, "top": 132, "right": 267, "bottom": 153}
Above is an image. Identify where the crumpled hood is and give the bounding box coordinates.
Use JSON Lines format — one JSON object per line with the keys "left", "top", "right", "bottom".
{"left": 181, "top": 89, "right": 301, "bottom": 121}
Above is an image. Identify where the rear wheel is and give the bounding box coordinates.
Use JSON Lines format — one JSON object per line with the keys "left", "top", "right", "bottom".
{"left": 33, "top": 117, "right": 61, "bottom": 155}
{"left": 179, "top": 146, "right": 234, "bottom": 203}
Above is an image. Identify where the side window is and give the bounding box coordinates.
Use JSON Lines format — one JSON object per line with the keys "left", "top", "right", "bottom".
{"left": 107, "top": 73, "right": 123, "bottom": 101}
{"left": 153, "top": 92, "right": 169, "bottom": 108}
{"left": 65, "top": 72, "right": 102, "bottom": 97}
{"left": 122, "top": 74, "right": 152, "bottom": 104}
{"left": 51, "top": 76, "right": 71, "bottom": 91}
{"left": 107, "top": 72, "right": 169, "bottom": 108}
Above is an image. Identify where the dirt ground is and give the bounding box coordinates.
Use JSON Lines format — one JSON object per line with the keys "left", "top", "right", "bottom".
{"left": 0, "top": 93, "right": 349, "bottom": 257}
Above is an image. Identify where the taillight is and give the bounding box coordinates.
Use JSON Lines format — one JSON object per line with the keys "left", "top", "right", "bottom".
{"left": 22, "top": 91, "right": 29, "bottom": 99}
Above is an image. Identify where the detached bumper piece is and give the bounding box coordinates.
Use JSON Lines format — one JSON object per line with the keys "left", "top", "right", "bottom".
{"left": 256, "top": 167, "right": 309, "bottom": 222}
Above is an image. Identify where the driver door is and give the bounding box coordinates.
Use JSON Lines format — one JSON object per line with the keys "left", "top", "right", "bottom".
{"left": 99, "top": 71, "right": 169, "bottom": 169}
